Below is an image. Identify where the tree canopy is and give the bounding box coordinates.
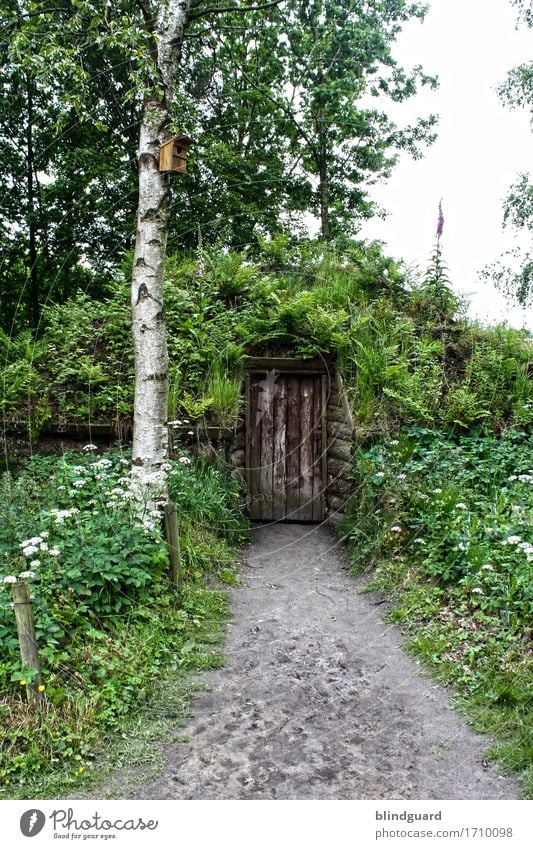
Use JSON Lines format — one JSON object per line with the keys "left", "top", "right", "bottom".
{"left": 484, "top": 0, "right": 533, "bottom": 307}
{"left": 0, "top": 0, "right": 438, "bottom": 328}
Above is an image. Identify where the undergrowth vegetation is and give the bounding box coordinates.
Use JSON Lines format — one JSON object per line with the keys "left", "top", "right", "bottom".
{"left": 1, "top": 236, "right": 531, "bottom": 797}
{"left": 2, "top": 239, "right": 531, "bottom": 439}
{"left": 0, "top": 449, "right": 248, "bottom": 796}
{"left": 342, "top": 428, "right": 533, "bottom": 796}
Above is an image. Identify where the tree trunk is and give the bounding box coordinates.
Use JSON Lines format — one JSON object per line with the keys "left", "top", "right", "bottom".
{"left": 131, "top": 99, "right": 171, "bottom": 501}
{"left": 319, "top": 145, "right": 331, "bottom": 240}
{"left": 131, "top": 0, "right": 193, "bottom": 504}
{"left": 26, "top": 73, "right": 39, "bottom": 328}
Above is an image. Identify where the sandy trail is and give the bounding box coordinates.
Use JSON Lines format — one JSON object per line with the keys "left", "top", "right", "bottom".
{"left": 136, "top": 524, "right": 518, "bottom": 800}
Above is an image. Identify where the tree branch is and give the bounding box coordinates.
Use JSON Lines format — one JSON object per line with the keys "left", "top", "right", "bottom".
{"left": 221, "top": 39, "right": 318, "bottom": 158}
{"left": 0, "top": 8, "right": 65, "bottom": 33}
{"left": 134, "top": 0, "right": 157, "bottom": 33}
{"left": 190, "top": 0, "right": 283, "bottom": 21}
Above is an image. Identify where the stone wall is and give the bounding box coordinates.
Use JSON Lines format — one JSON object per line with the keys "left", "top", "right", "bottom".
{"left": 324, "top": 370, "right": 354, "bottom": 525}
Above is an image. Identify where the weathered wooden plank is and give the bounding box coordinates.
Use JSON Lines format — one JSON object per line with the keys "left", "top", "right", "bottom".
{"left": 244, "top": 357, "right": 332, "bottom": 373}
{"left": 312, "top": 374, "right": 324, "bottom": 521}
{"left": 164, "top": 501, "right": 181, "bottom": 586}
{"left": 258, "top": 373, "right": 275, "bottom": 521}
{"left": 299, "top": 375, "right": 314, "bottom": 521}
{"left": 247, "top": 377, "right": 263, "bottom": 520}
{"left": 272, "top": 376, "right": 287, "bottom": 520}
{"left": 12, "top": 580, "right": 44, "bottom": 707}
{"left": 285, "top": 374, "right": 302, "bottom": 521}
{"left": 321, "top": 375, "right": 328, "bottom": 520}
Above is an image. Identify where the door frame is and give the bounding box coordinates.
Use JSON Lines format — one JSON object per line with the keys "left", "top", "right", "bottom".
{"left": 244, "top": 358, "right": 330, "bottom": 523}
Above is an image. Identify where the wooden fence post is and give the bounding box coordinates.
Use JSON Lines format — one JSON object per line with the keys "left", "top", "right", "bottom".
{"left": 11, "top": 580, "right": 44, "bottom": 706}
{"left": 164, "top": 501, "right": 181, "bottom": 587}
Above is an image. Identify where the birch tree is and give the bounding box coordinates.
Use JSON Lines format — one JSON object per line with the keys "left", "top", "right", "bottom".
{"left": 130, "top": 0, "right": 194, "bottom": 503}
{"left": 130, "top": 0, "right": 284, "bottom": 503}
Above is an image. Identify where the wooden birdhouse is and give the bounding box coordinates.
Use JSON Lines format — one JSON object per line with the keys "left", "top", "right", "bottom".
{"left": 159, "top": 135, "right": 193, "bottom": 174}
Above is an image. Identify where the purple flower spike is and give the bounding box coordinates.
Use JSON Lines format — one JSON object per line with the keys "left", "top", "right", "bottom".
{"left": 436, "top": 200, "right": 444, "bottom": 238}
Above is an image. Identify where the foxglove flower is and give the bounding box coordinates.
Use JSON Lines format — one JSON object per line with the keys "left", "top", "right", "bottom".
{"left": 436, "top": 200, "right": 444, "bottom": 238}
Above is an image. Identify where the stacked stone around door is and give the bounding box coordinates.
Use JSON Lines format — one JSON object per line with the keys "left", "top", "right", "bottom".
{"left": 324, "top": 370, "right": 353, "bottom": 524}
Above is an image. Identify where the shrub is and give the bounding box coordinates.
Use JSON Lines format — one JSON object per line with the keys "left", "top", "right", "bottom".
{"left": 0, "top": 450, "right": 248, "bottom": 790}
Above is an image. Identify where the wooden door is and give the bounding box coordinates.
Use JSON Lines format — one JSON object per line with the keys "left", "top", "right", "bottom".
{"left": 247, "top": 373, "right": 325, "bottom": 522}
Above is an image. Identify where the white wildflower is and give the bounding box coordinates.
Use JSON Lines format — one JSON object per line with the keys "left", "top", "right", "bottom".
{"left": 91, "top": 457, "right": 113, "bottom": 469}
{"left": 374, "top": 471, "right": 385, "bottom": 478}
{"left": 20, "top": 570, "right": 37, "bottom": 579}
{"left": 29, "top": 560, "right": 41, "bottom": 568}
{"left": 20, "top": 536, "right": 43, "bottom": 548}
{"left": 178, "top": 457, "right": 191, "bottom": 465}
{"left": 390, "top": 525, "right": 402, "bottom": 533}
{"left": 471, "top": 587, "right": 484, "bottom": 595}
{"left": 432, "top": 488, "right": 442, "bottom": 494}
{"left": 83, "top": 443, "right": 98, "bottom": 452}
{"left": 414, "top": 538, "right": 425, "bottom": 544}
{"left": 481, "top": 564, "right": 494, "bottom": 571}
{"left": 455, "top": 502, "right": 468, "bottom": 510}
{"left": 72, "top": 479, "right": 86, "bottom": 488}
{"left": 50, "top": 507, "right": 79, "bottom": 523}
{"left": 397, "top": 473, "right": 406, "bottom": 481}
{"left": 22, "top": 545, "right": 39, "bottom": 557}
{"left": 41, "top": 531, "right": 49, "bottom": 538}
{"left": 3, "top": 575, "right": 17, "bottom": 584}
{"left": 39, "top": 542, "right": 49, "bottom": 552}
{"left": 505, "top": 535, "right": 522, "bottom": 545}
{"left": 389, "top": 439, "right": 399, "bottom": 446}
{"left": 187, "top": 430, "right": 194, "bottom": 436}
{"left": 49, "top": 547, "right": 60, "bottom": 557}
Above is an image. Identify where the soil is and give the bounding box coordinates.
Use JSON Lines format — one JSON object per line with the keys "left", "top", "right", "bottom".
{"left": 135, "top": 523, "right": 519, "bottom": 800}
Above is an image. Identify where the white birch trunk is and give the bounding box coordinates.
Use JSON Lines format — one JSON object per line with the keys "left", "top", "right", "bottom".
{"left": 131, "top": 0, "right": 193, "bottom": 507}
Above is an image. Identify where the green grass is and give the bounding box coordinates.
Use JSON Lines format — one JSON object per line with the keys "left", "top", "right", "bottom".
{"left": 0, "top": 451, "right": 248, "bottom": 796}
{"left": 344, "top": 428, "right": 533, "bottom": 797}
{"left": 1, "top": 586, "right": 228, "bottom": 800}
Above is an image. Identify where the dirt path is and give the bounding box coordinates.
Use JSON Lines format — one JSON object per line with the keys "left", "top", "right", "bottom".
{"left": 136, "top": 524, "right": 518, "bottom": 800}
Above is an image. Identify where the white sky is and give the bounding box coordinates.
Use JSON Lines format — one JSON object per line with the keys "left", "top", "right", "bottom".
{"left": 358, "top": 0, "right": 532, "bottom": 330}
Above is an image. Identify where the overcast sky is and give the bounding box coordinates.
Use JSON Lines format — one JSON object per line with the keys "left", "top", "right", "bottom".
{"left": 358, "top": 0, "right": 532, "bottom": 330}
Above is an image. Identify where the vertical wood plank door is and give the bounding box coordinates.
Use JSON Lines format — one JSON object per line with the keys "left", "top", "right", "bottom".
{"left": 247, "top": 373, "right": 325, "bottom": 522}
